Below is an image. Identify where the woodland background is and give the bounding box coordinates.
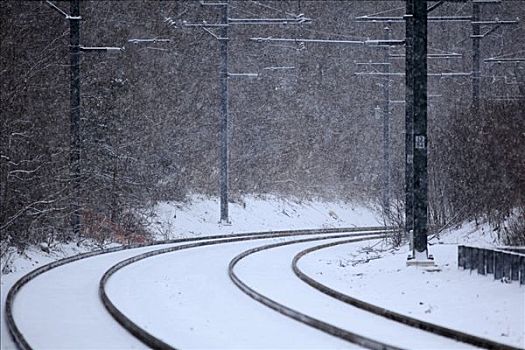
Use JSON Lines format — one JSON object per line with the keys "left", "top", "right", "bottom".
{"left": 1, "top": 0, "right": 524, "bottom": 250}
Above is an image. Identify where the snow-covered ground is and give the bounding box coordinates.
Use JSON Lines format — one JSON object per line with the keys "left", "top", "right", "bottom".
{"left": 105, "top": 234, "right": 475, "bottom": 349}
{"left": 299, "top": 222, "right": 525, "bottom": 349}
{"left": 147, "top": 194, "right": 381, "bottom": 239}
{"left": 1, "top": 195, "right": 523, "bottom": 349}
{"left": 105, "top": 236, "right": 358, "bottom": 349}
{"left": 232, "top": 236, "right": 477, "bottom": 349}
{"left": 1, "top": 195, "right": 380, "bottom": 349}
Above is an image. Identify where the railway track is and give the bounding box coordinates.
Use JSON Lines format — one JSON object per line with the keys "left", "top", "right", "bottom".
{"left": 99, "top": 228, "right": 387, "bottom": 350}
{"left": 5, "top": 226, "right": 385, "bottom": 350}
{"left": 228, "top": 233, "right": 400, "bottom": 350}
{"left": 6, "top": 225, "right": 517, "bottom": 350}
{"left": 291, "top": 239, "right": 523, "bottom": 350}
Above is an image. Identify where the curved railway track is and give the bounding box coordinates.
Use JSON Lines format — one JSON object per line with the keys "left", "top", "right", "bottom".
{"left": 5, "top": 226, "right": 385, "bottom": 350}
{"left": 6, "top": 225, "right": 517, "bottom": 350}
{"left": 99, "top": 228, "right": 387, "bottom": 350}
{"left": 291, "top": 240, "right": 523, "bottom": 350}
{"left": 228, "top": 233, "right": 402, "bottom": 350}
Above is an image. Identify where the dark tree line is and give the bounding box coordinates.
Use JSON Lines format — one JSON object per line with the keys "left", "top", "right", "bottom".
{"left": 1, "top": 1, "right": 524, "bottom": 251}
{"left": 435, "top": 101, "right": 525, "bottom": 244}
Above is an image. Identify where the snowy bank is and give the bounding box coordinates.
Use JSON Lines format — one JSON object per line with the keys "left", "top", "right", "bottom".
{"left": 1, "top": 195, "right": 381, "bottom": 349}
{"left": 147, "top": 194, "right": 382, "bottom": 239}
{"left": 299, "top": 222, "right": 525, "bottom": 348}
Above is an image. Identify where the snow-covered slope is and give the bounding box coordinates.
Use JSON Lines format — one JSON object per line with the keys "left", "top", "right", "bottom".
{"left": 299, "top": 222, "right": 525, "bottom": 348}
{"left": 1, "top": 195, "right": 380, "bottom": 349}
{"left": 147, "top": 194, "right": 381, "bottom": 239}
{"left": 3, "top": 196, "right": 522, "bottom": 349}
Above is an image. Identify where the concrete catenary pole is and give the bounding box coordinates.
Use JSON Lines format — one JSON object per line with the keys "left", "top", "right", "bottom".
{"left": 405, "top": 0, "right": 414, "bottom": 243}
{"left": 219, "top": 0, "right": 230, "bottom": 223}
{"left": 411, "top": 0, "right": 429, "bottom": 258}
{"left": 70, "top": 0, "right": 81, "bottom": 236}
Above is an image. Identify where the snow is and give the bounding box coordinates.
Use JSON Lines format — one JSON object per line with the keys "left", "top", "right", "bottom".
{"left": 1, "top": 196, "right": 379, "bottom": 349}
{"left": 105, "top": 237, "right": 356, "bottom": 349}
{"left": 233, "top": 237, "right": 477, "bottom": 349}
{"left": 1, "top": 243, "right": 94, "bottom": 349}
{"left": 298, "top": 222, "right": 525, "bottom": 349}
{"left": 148, "top": 194, "right": 381, "bottom": 239}
{"left": 2, "top": 196, "right": 523, "bottom": 349}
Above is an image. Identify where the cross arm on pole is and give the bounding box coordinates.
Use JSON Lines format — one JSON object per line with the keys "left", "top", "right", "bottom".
{"left": 471, "top": 19, "right": 519, "bottom": 25}
{"left": 355, "top": 62, "right": 392, "bottom": 66}
{"left": 355, "top": 72, "right": 472, "bottom": 77}
{"left": 228, "top": 15, "right": 312, "bottom": 24}
{"left": 183, "top": 21, "right": 228, "bottom": 28}
{"left": 80, "top": 46, "right": 124, "bottom": 52}
{"left": 390, "top": 53, "right": 462, "bottom": 59}
{"left": 128, "top": 38, "right": 171, "bottom": 44}
{"left": 355, "top": 16, "right": 472, "bottom": 23}
{"left": 228, "top": 72, "right": 259, "bottom": 78}
{"left": 183, "top": 17, "right": 311, "bottom": 27}
{"left": 263, "top": 66, "right": 295, "bottom": 71}
{"left": 470, "top": 18, "right": 519, "bottom": 39}
{"left": 366, "top": 39, "right": 405, "bottom": 46}
{"left": 250, "top": 37, "right": 404, "bottom": 46}
{"left": 250, "top": 37, "right": 364, "bottom": 44}
{"left": 200, "top": 0, "right": 227, "bottom": 6}
{"left": 485, "top": 58, "right": 525, "bottom": 63}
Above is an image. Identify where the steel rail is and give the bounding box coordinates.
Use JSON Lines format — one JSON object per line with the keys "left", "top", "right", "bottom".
{"left": 228, "top": 233, "right": 406, "bottom": 350}
{"left": 5, "top": 226, "right": 390, "bottom": 350}
{"left": 99, "top": 228, "right": 390, "bottom": 350}
{"left": 292, "top": 240, "right": 523, "bottom": 350}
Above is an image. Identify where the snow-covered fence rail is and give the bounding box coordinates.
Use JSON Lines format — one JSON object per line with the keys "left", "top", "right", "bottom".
{"left": 458, "top": 246, "right": 525, "bottom": 285}
{"left": 499, "top": 247, "right": 525, "bottom": 254}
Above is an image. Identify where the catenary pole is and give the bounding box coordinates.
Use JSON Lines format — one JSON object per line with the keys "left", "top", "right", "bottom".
{"left": 184, "top": 4, "right": 308, "bottom": 224}
{"left": 219, "top": 0, "right": 230, "bottom": 223}
{"left": 405, "top": 0, "right": 414, "bottom": 245}
{"left": 70, "top": 0, "right": 81, "bottom": 236}
{"left": 47, "top": 0, "right": 123, "bottom": 237}
{"left": 472, "top": 2, "right": 481, "bottom": 115}
{"left": 411, "top": 0, "right": 429, "bottom": 258}
{"left": 383, "top": 25, "right": 391, "bottom": 219}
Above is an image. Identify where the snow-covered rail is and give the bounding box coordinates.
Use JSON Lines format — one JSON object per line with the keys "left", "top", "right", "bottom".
{"left": 98, "top": 228, "right": 388, "bottom": 350}
{"left": 228, "top": 232, "right": 399, "bottom": 350}
{"left": 292, "top": 240, "right": 523, "bottom": 350}
{"left": 5, "top": 226, "right": 387, "bottom": 350}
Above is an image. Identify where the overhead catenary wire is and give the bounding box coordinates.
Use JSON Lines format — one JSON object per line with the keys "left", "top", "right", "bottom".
{"left": 355, "top": 16, "right": 473, "bottom": 23}
{"left": 250, "top": 37, "right": 405, "bottom": 46}
{"left": 45, "top": 0, "right": 81, "bottom": 20}
{"left": 355, "top": 72, "right": 472, "bottom": 77}
{"left": 247, "top": 0, "right": 299, "bottom": 18}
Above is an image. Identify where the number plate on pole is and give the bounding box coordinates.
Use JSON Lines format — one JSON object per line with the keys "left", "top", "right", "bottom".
{"left": 415, "top": 135, "right": 426, "bottom": 149}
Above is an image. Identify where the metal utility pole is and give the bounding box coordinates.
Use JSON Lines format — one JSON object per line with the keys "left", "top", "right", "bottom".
{"left": 470, "top": 1, "right": 518, "bottom": 114}
{"left": 219, "top": 0, "right": 230, "bottom": 224}
{"left": 408, "top": 0, "right": 431, "bottom": 263}
{"left": 70, "top": 0, "right": 81, "bottom": 236}
{"left": 472, "top": 2, "right": 481, "bottom": 115}
{"left": 404, "top": 0, "right": 414, "bottom": 247}
{"left": 46, "top": 0, "right": 125, "bottom": 236}
{"left": 183, "top": 5, "right": 310, "bottom": 224}
{"left": 382, "top": 25, "right": 391, "bottom": 219}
